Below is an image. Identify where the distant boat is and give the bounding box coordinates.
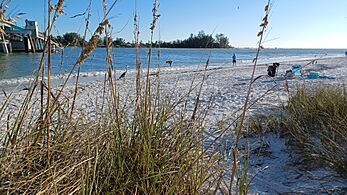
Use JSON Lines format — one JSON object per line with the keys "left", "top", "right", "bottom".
{"left": 345, "top": 51, "right": 347, "bottom": 56}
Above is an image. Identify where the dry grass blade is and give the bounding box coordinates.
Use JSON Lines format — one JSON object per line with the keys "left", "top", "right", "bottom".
{"left": 134, "top": 10, "right": 141, "bottom": 108}
{"left": 230, "top": 0, "right": 271, "bottom": 193}
{"left": 77, "top": 20, "right": 108, "bottom": 65}
{"left": 70, "top": 0, "right": 93, "bottom": 118}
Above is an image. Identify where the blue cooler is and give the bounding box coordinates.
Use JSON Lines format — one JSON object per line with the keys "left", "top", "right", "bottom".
{"left": 307, "top": 72, "right": 320, "bottom": 79}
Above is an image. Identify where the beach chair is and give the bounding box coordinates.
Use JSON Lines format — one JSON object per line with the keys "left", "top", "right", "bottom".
{"left": 291, "top": 65, "right": 303, "bottom": 77}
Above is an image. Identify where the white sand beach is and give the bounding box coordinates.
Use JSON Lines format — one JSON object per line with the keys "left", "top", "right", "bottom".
{"left": 1, "top": 56, "right": 347, "bottom": 193}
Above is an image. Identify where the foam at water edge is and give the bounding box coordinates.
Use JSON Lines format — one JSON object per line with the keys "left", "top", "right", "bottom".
{"left": 0, "top": 55, "right": 344, "bottom": 88}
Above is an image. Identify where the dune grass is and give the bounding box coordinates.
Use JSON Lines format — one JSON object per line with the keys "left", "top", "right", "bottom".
{"left": 0, "top": 90, "right": 226, "bottom": 194}
{"left": 0, "top": 1, "right": 229, "bottom": 194}
{"left": 249, "top": 85, "right": 347, "bottom": 177}
{"left": 0, "top": 0, "right": 278, "bottom": 194}
{"left": 283, "top": 86, "right": 347, "bottom": 176}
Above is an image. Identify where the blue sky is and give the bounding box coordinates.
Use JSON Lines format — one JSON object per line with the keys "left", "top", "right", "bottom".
{"left": 8, "top": 0, "right": 347, "bottom": 48}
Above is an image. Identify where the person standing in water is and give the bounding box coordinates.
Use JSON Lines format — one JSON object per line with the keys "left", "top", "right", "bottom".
{"left": 232, "top": 53, "right": 237, "bottom": 66}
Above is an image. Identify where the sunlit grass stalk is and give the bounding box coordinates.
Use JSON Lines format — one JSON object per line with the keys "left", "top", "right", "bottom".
{"left": 44, "top": 0, "right": 116, "bottom": 118}
{"left": 6, "top": 0, "right": 65, "bottom": 150}
{"left": 46, "top": 0, "right": 52, "bottom": 161}
{"left": 235, "top": 0, "right": 270, "bottom": 148}
{"left": 191, "top": 57, "right": 210, "bottom": 120}
{"left": 229, "top": 0, "right": 271, "bottom": 193}
{"left": 134, "top": 9, "right": 141, "bottom": 109}
{"left": 138, "top": 2, "right": 160, "bottom": 186}
{"left": 155, "top": 31, "right": 161, "bottom": 109}
{"left": 103, "top": 0, "right": 118, "bottom": 115}
{"left": 58, "top": 45, "right": 64, "bottom": 76}
{"left": 0, "top": 91, "right": 13, "bottom": 125}
{"left": 144, "top": 0, "right": 159, "bottom": 115}
{"left": 70, "top": 0, "right": 93, "bottom": 118}
{"left": 39, "top": 19, "right": 108, "bottom": 128}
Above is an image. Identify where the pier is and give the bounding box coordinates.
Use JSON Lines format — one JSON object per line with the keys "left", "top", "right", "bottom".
{"left": 0, "top": 19, "right": 59, "bottom": 54}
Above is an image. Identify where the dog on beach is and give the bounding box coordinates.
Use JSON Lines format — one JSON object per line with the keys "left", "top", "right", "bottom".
{"left": 165, "top": 60, "right": 173, "bottom": 67}
{"left": 267, "top": 63, "right": 280, "bottom": 77}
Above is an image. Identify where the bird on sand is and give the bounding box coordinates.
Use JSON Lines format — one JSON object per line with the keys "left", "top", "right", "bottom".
{"left": 118, "top": 65, "right": 128, "bottom": 79}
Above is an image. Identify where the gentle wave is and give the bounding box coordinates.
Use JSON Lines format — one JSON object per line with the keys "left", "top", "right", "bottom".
{"left": 0, "top": 48, "right": 345, "bottom": 84}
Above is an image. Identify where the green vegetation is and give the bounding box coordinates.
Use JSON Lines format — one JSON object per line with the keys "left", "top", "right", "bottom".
{"left": 0, "top": 0, "right": 234, "bottom": 194}
{"left": 54, "top": 32, "right": 103, "bottom": 47}
{"left": 0, "top": 84, "right": 225, "bottom": 194}
{"left": 251, "top": 86, "right": 347, "bottom": 178}
{"left": 54, "top": 30, "right": 231, "bottom": 48}
{"left": 160, "top": 31, "right": 231, "bottom": 48}
{"left": 54, "top": 32, "right": 84, "bottom": 46}
{"left": 0, "top": 0, "right": 276, "bottom": 194}
{"left": 283, "top": 86, "right": 347, "bottom": 176}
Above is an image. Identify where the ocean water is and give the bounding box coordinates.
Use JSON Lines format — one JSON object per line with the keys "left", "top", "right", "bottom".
{"left": 0, "top": 47, "right": 345, "bottom": 81}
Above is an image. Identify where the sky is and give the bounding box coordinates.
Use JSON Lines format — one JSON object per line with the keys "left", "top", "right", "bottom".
{"left": 7, "top": 0, "right": 347, "bottom": 49}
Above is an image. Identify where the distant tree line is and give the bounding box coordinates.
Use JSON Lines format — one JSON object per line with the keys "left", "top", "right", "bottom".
{"left": 160, "top": 31, "right": 231, "bottom": 48}
{"left": 53, "top": 33, "right": 99, "bottom": 47}
{"left": 53, "top": 33, "right": 133, "bottom": 47}
{"left": 53, "top": 30, "right": 231, "bottom": 48}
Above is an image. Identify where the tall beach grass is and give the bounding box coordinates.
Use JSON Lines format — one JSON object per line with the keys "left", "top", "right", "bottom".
{"left": 0, "top": 0, "right": 228, "bottom": 194}
{"left": 0, "top": 0, "right": 278, "bottom": 194}
{"left": 283, "top": 86, "right": 347, "bottom": 176}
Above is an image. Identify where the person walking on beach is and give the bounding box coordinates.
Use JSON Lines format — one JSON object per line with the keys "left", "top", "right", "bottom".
{"left": 232, "top": 53, "right": 237, "bottom": 66}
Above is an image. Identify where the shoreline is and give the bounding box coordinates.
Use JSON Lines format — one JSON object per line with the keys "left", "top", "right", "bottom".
{"left": 2, "top": 56, "right": 346, "bottom": 137}
{"left": 1, "top": 56, "right": 346, "bottom": 122}
{"left": 0, "top": 47, "right": 345, "bottom": 85}
{"left": 1, "top": 56, "right": 347, "bottom": 193}
{"left": 1, "top": 56, "right": 346, "bottom": 90}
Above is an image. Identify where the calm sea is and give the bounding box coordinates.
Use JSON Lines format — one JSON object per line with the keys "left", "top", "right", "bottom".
{"left": 0, "top": 48, "right": 345, "bottom": 81}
